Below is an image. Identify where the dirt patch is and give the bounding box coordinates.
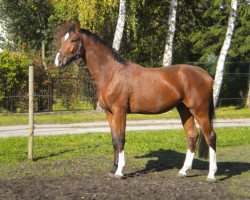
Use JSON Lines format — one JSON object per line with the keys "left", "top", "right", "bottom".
{"left": 0, "top": 170, "right": 243, "bottom": 200}
{"left": 0, "top": 147, "right": 250, "bottom": 200}
{"left": 1, "top": 147, "right": 249, "bottom": 199}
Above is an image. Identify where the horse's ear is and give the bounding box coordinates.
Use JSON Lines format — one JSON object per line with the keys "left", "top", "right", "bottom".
{"left": 75, "top": 19, "right": 81, "bottom": 33}
{"left": 61, "top": 22, "right": 69, "bottom": 36}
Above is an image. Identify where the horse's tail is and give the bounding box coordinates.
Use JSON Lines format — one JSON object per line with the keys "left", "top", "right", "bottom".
{"left": 198, "top": 97, "right": 215, "bottom": 159}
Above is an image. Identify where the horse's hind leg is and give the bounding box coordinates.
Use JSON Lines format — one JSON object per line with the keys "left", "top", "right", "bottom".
{"left": 176, "top": 103, "right": 198, "bottom": 177}
{"left": 191, "top": 107, "right": 217, "bottom": 182}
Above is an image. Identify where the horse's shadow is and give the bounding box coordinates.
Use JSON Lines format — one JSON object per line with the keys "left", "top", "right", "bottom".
{"left": 126, "top": 149, "right": 250, "bottom": 181}
{"left": 33, "top": 148, "right": 79, "bottom": 161}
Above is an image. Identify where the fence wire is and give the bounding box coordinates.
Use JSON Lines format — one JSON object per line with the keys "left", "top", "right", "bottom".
{"left": 0, "top": 71, "right": 249, "bottom": 113}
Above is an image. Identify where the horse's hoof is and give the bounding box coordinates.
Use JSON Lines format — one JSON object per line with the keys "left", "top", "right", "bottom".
{"left": 177, "top": 172, "right": 186, "bottom": 178}
{"left": 108, "top": 173, "right": 124, "bottom": 179}
{"left": 206, "top": 178, "right": 217, "bottom": 183}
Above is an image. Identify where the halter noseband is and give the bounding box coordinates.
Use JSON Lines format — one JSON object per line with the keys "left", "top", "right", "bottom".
{"left": 60, "top": 35, "right": 83, "bottom": 66}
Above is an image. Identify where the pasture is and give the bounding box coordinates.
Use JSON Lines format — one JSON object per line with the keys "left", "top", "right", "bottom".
{"left": 0, "top": 127, "right": 249, "bottom": 199}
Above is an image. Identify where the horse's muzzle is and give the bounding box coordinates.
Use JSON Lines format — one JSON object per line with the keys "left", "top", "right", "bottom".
{"left": 54, "top": 52, "right": 68, "bottom": 68}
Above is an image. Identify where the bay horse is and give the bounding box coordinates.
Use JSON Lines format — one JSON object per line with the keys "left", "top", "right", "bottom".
{"left": 54, "top": 20, "right": 217, "bottom": 182}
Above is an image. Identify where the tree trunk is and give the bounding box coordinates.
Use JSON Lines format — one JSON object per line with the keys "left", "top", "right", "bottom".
{"left": 213, "top": 0, "right": 238, "bottom": 107}
{"left": 162, "top": 0, "right": 178, "bottom": 67}
{"left": 246, "top": 64, "right": 250, "bottom": 109}
{"left": 112, "top": 0, "right": 126, "bottom": 51}
{"left": 96, "top": 0, "right": 126, "bottom": 113}
{"left": 42, "top": 41, "right": 47, "bottom": 70}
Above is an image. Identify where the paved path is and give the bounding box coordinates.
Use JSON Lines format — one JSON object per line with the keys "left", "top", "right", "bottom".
{"left": 0, "top": 118, "right": 249, "bottom": 138}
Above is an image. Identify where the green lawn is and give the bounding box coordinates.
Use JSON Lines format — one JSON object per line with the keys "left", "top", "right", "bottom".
{"left": 0, "top": 127, "right": 249, "bottom": 198}
{"left": 0, "top": 106, "right": 249, "bottom": 126}
{"left": 0, "top": 127, "right": 249, "bottom": 167}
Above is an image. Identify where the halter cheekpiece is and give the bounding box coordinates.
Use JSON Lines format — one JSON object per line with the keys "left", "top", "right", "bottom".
{"left": 62, "top": 35, "right": 83, "bottom": 66}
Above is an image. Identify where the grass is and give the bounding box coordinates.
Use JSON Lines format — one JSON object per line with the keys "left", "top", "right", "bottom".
{"left": 0, "top": 127, "right": 249, "bottom": 197}
{"left": 0, "top": 127, "right": 249, "bottom": 167}
{"left": 0, "top": 106, "right": 249, "bottom": 126}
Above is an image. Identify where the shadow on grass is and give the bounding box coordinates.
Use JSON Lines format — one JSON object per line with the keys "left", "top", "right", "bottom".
{"left": 33, "top": 148, "right": 79, "bottom": 161}
{"left": 126, "top": 149, "right": 250, "bottom": 181}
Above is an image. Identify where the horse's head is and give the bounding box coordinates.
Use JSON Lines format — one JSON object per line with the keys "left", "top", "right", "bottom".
{"left": 54, "top": 20, "right": 83, "bottom": 68}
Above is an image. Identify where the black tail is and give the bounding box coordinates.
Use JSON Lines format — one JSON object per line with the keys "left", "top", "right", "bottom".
{"left": 198, "top": 98, "right": 215, "bottom": 159}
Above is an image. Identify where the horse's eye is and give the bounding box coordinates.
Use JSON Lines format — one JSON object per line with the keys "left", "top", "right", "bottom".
{"left": 70, "top": 38, "right": 79, "bottom": 43}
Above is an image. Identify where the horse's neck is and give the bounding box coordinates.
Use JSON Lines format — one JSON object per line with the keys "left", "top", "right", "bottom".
{"left": 83, "top": 38, "right": 116, "bottom": 87}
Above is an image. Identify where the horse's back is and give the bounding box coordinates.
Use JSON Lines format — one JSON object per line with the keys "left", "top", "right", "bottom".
{"left": 125, "top": 63, "right": 213, "bottom": 114}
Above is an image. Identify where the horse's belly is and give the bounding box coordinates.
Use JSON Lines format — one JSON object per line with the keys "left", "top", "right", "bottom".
{"left": 128, "top": 93, "right": 179, "bottom": 114}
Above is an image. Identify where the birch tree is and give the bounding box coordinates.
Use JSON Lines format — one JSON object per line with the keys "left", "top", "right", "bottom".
{"left": 246, "top": 66, "right": 250, "bottom": 109}
{"left": 162, "top": 0, "right": 178, "bottom": 67}
{"left": 213, "top": 0, "right": 238, "bottom": 107}
{"left": 112, "top": 0, "right": 126, "bottom": 51}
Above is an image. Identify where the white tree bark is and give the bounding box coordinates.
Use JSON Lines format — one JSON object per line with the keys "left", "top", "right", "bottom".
{"left": 162, "top": 0, "right": 178, "bottom": 67}
{"left": 112, "top": 0, "right": 126, "bottom": 51}
{"left": 213, "top": 0, "right": 238, "bottom": 107}
{"left": 246, "top": 65, "right": 250, "bottom": 108}
{"left": 42, "top": 41, "right": 48, "bottom": 70}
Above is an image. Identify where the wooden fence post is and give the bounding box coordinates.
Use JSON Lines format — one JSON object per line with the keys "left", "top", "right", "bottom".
{"left": 28, "top": 65, "right": 34, "bottom": 160}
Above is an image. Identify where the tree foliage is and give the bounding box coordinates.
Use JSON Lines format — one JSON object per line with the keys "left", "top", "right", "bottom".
{"left": 0, "top": 0, "right": 249, "bottom": 111}
{"left": 0, "top": 0, "right": 248, "bottom": 64}
{"left": 49, "top": 0, "right": 118, "bottom": 43}
{"left": 0, "top": 0, "right": 53, "bottom": 50}
{"left": 0, "top": 51, "right": 31, "bottom": 111}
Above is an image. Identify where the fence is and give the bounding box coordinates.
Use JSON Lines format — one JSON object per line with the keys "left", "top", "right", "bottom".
{"left": 0, "top": 65, "right": 249, "bottom": 113}
{"left": 0, "top": 66, "right": 97, "bottom": 113}
{"left": 217, "top": 72, "right": 250, "bottom": 107}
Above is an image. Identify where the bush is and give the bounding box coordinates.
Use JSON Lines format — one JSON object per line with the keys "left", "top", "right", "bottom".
{"left": 0, "top": 51, "right": 31, "bottom": 112}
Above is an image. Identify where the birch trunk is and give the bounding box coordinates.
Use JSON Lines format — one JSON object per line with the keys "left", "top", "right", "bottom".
{"left": 246, "top": 64, "right": 250, "bottom": 108}
{"left": 42, "top": 41, "right": 48, "bottom": 70}
{"left": 112, "top": 0, "right": 126, "bottom": 51}
{"left": 96, "top": 0, "right": 126, "bottom": 113}
{"left": 213, "top": 0, "right": 238, "bottom": 107}
{"left": 162, "top": 0, "right": 178, "bottom": 67}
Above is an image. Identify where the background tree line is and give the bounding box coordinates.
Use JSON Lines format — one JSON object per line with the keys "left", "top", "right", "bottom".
{"left": 0, "top": 0, "right": 249, "bottom": 112}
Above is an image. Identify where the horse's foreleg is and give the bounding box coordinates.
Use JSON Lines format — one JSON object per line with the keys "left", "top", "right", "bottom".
{"left": 177, "top": 104, "right": 198, "bottom": 177}
{"left": 113, "top": 138, "right": 125, "bottom": 177}
{"left": 106, "top": 110, "right": 126, "bottom": 178}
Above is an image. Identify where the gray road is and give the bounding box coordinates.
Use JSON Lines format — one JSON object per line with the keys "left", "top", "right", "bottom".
{"left": 0, "top": 118, "right": 249, "bottom": 138}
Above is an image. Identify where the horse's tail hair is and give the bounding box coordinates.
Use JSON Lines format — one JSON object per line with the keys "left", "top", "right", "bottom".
{"left": 198, "top": 97, "right": 215, "bottom": 159}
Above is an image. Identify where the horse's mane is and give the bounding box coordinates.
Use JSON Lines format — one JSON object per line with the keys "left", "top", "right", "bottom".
{"left": 79, "top": 29, "right": 128, "bottom": 65}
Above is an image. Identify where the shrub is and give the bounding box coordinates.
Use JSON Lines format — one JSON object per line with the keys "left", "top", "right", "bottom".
{"left": 0, "top": 51, "right": 31, "bottom": 112}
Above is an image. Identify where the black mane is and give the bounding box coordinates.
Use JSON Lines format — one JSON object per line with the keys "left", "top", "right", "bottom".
{"left": 79, "top": 29, "right": 128, "bottom": 64}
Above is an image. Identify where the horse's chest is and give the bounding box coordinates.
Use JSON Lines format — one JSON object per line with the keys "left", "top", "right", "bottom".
{"left": 97, "top": 86, "right": 127, "bottom": 111}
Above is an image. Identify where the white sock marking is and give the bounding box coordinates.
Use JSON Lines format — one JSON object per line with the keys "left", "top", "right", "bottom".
{"left": 179, "top": 149, "right": 194, "bottom": 176}
{"left": 207, "top": 147, "right": 217, "bottom": 180}
{"left": 115, "top": 150, "right": 125, "bottom": 176}
{"left": 64, "top": 33, "right": 69, "bottom": 41}
{"left": 54, "top": 52, "right": 60, "bottom": 67}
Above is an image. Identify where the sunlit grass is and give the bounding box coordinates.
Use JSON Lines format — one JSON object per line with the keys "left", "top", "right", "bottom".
{"left": 0, "top": 127, "right": 249, "bottom": 165}
{"left": 0, "top": 106, "right": 249, "bottom": 126}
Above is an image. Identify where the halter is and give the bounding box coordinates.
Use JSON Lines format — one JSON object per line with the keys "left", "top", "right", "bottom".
{"left": 59, "top": 35, "right": 83, "bottom": 66}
